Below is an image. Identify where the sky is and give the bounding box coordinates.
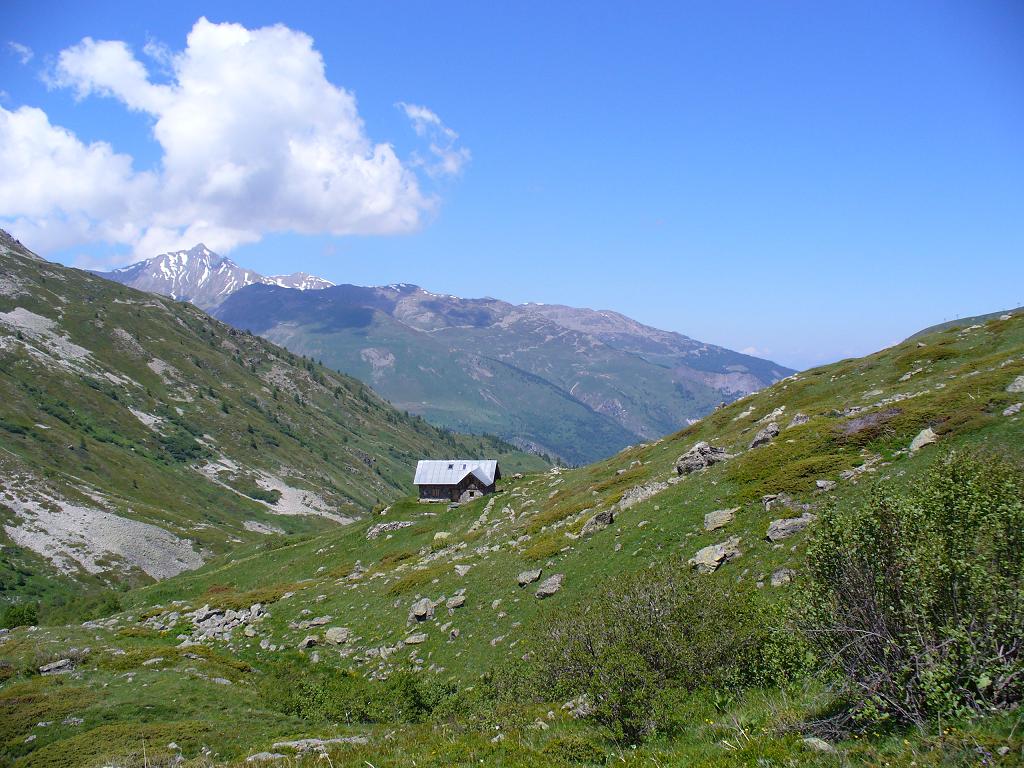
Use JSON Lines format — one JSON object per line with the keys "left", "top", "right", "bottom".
{"left": 2, "top": 1, "right": 1022, "bottom": 370}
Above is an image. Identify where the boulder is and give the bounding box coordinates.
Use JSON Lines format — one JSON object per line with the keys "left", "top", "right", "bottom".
{"left": 688, "top": 537, "right": 742, "bottom": 574}
{"left": 433, "top": 531, "right": 452, "bottom": 542}
{"left": 675, "top": 442, "right": 731, "bottom": 475}
{"left": 1004, "top": 402, "right": 1022, "bottom": 417}
{"left": 454, "top": 564, "right": 472, "bottom": 577}
{"left": 909, "top": 427, "right": 938, "bottom": 453}
{"left": 39, "top": 659, "right": 73, "bottom": 675}
{"left": 815, "top": 479, "right": 836, "bottom": 492}
{"left": 409, "top": 597, "right": 435, "bottom": 623}
{"left": 801, "top": 737, "right": 837, "bottom": 754}
{"left": 272, "top": 737, "right": 369, "bottom": 752}
{"left": 703, "top": 507, "right": 738, "bottom": 531}
{"left": 297, "top": 635, "right": 318, "bottom": 649}
{"left": 766, "top": 513, "right": 816, "bottom": 542}
{"left": 788, "top": 413, "right": 810, "bottom": 428}
{"left": 324, "top": 627, "right": 350, "bottom": 645}
{"left": 771, "top": 568, "right": 796, "bottom": 587}
{"left": 749, "top": 422, "right": 780, "bottom": 449}
{"left": 405, "top": 633, "right": 428, "bottom": 645}
{"left": 580, "top": 509, "right": 614, "bottom": 537}
{"left": 535, "top": 573, "right": 565, "bottom": 599}
{"left": 518, "top": 569, "right": 543, "bottom": 587}
{"left": 1007, "top": 375, "right": 1024, "bottom": 394}
{"left": 446, "top": 595, "right": 466, "bottom": 611}
{"left": 246, "top": 753, "right": 287, "bottom": 763}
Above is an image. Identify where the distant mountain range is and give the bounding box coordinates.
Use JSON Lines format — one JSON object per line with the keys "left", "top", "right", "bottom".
{"left": 99, "top": 244, "right": 334, "bottom": 309}
{"left": 99, "top": 245, "right": 795, "bottom": 463}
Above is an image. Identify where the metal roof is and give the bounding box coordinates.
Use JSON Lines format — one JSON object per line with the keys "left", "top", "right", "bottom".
{"left": 414, "top": 459, "right": 499, "bottom": 487}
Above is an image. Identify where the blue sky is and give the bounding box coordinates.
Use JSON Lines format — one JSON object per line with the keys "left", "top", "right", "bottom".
{"left": 2, "top": 1, "right": 1022, "bottom": 369}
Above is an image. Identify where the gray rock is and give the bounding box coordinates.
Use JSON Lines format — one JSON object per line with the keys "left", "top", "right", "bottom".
{"left": 535, "top": 573, "right": 565, "bottom": 599}
{"left": 297, "top": 635, "right": 318, "bottom": 649}
{"left": 272, "top": 736, "right": 369, "bottom": 752}
{"left": 788, "top": 412, "right": 810, "bottom": 428}
{"left": 409, "top": 597, "right": 435, "bottom": 622}
{"left": 909, "top": 427, "right": 938, "bottom": 453}
{"left": 517, "top": 569, "right": 543, "bottom": 587}
{"left": 815, "top": 479, "right": 836, "bottom": 492}
{"left": 39, "top": 659, "right": 73, "bottom": 675}
{"left": 688, "top": 537, "right": 742, "bottom": 574}
{"left": 1004, "top": 402, "right": 1022, "bottom": 417}
{"left": 771, "top": 568, "right": 796, "bottom": 587}
{"left": 766, "top": 513, "right": 816, "bottom": 542}
{"left": 446, "top": 595, "right": 466, "bottom": 611}
{"left": 454, "top": 564, "right": 472, "bottom": 577}
{"left": 246, "top": 753, "right": 287, "bottom": 763}
{"left": 1007, "top": 375, "right": 1024, "bottom": 394}
{"left": 801, "top": 737, "right": 837, "bottom": 754}
{"left": 562, "top": 694, "right": 595, "bottom": 719}
{"left": 366, "top": 520, "right": 413, "bottom": 540}
{"left": 324, "top": 627, "right": 350, "bottom": 645}
{"left": 703, "top": 507, "right": 738, "bottom": 531}
{"left": 580, "top": 509, "right": 614, "bottom": 537}
{"left": 749, "top": 422, "right": 780, "bottom": 449}
{"left": 675, "top": 441, "right": 732, "bottom": 475}
{"left": 405, "top": 633, "right": 428, "bottom": 644}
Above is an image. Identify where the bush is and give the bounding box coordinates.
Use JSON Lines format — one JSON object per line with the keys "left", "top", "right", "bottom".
{"left": 523, "top": 560, "right": 792, "bottom": 742}
{"left": 260, "top": 655, "right": 447, "bottom": 724}
{"left": 1, "top": 602, "right": 38, "bottom": 629}
{"left": 801, "top": 450, "right": 1024, "bottom": 727}
{"left": 540, "top": 734, "right": 606, "bottom": 764}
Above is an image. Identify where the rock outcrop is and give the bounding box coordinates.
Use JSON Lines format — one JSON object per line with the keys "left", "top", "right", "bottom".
{"left": 766, "top": 513, "right": 816, "bottom": 542}
{"left": 675, "top": 442, "right": 732, "bottom": 475}
{"left": 703, "top": 507, "right": 738, "bottom": 531}
{"left": 749, "top": 422, "right": 779, "bottom": 449}
{"left": 535, "top": 573, "right": 565, "bottom": 598}
{"left": 688, "top": 537, "right": 741, "bottom": 574}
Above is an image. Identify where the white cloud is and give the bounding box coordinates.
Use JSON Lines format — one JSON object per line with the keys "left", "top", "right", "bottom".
{"left": 1, "top": 18, "right": 460, "bottom": 259}
{"left": 8, "top": 42, "right": 33, "bottom": 65}
{"left": 398, "top": 101, "right": 471, "bottom": 178}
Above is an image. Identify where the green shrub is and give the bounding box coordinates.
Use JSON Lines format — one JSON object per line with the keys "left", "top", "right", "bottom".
{"left": 1, "top": 602, "right": 38, "bottom": 629}
{"left": 523, "top": 560, "right": 790, "bottom": 742}
{"left": 540, "top": 734, "right": 606, "bottom": 764}
{"left": 259, "top": 655, "right": 444, "bottom": 724}
{"left": 801, "top": 450, "right": 1024, "bottom": 727}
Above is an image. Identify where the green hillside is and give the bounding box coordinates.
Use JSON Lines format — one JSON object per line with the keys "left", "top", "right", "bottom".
{"left": 1, "top": 293, "right": 1021, "bottom": 765}
{"left": 0, "top": 233, "right": 546, "bottom": 621}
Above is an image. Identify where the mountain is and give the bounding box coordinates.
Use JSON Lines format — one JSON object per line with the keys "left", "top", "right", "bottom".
{"left": 3, "top": 296, "right": 1021, "bottom": 766}
{"left": 215, "top": 282, "right": 795, "bottom": 464}
{"left": 97, "top": 244, "right": 334, "bottom": 310}
{"left": 0, "top": 232, "right": 545, "bottom": 617}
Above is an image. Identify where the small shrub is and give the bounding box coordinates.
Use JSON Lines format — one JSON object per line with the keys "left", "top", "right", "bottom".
{"left": 801, "top": 450, "right": 1024, "bottom": 727}
{"left": 541, "top": 734, "right": 606, "bottom": 764}
{"left": 524, "top": 560, "right": 788, "bottom": 742}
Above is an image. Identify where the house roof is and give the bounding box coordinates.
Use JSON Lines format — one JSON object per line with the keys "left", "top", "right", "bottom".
{"left": 414, "top": 459, "right": 499, "bottom": 487}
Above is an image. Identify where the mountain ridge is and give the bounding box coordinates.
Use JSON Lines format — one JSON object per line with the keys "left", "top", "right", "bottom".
{"left": 98, "top": 244, "right": 334, "bottom": 310}
{"left": 216, "top": 280, "right": 794, "bottom": 463}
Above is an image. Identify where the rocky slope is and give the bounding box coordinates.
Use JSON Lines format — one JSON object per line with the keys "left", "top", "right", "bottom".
{"left": 0, "top": 232, "right": 544, "bottom": 612}
{"left": 97, "top": 244, "right": 333, "bottom": 310}
{"left": 215, "top": 282, "right": 794, "bottom": 463}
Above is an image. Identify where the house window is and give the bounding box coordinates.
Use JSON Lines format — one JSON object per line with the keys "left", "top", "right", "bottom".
{"left": 447, "top": 463, "right": 453, "bottom": 469}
